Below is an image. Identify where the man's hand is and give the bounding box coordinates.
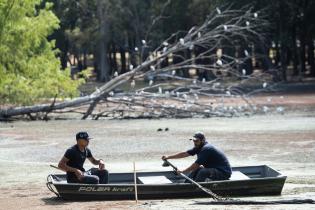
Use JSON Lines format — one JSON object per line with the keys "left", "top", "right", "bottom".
{"left": 74, "top": 169, "right": 84, "bottom": 180}
{"left": 161, "top": 156, "right": 168, "bottom": 160}
{"left": 99, "top": 160, "right": 105, "bottom": 170}
{"left": 176, "top": 169, "right": 183, "bottom": 175}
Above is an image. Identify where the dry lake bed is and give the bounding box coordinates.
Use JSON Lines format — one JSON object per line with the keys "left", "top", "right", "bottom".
{"left": 0, "top": 111, "right": 315, "bottom": 209}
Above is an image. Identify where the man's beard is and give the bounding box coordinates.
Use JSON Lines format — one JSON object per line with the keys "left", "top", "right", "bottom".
{"left": 194, "top": 142, "right": 204, "bottom": 149}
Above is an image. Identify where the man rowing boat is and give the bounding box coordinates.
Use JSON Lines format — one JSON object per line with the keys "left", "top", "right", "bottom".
{"left": 58, "top": 132, "right": 109, "bottom": 184}
{"left": 162, "top": 132, "right": 231, "bottom": 182}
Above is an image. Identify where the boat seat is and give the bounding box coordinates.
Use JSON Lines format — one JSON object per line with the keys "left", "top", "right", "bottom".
{"left": 137, "top": 176, "right": 173, "bottom": 184}
{"left": 229, "top": 171, "right": 250, "bottom": 180}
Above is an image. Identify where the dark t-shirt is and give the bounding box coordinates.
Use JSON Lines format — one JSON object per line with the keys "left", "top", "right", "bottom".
{"left": 186, "top": 142, "right": 232, "bottom": 176}
{"left": 64, "top": 145, "right": 92, "bottom": 182}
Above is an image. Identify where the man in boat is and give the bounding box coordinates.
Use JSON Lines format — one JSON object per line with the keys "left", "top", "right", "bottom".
{"left": 58, "top": 131, "right": 109, "bottom": 184}
{"left": 162, "top": 132, "right": 232, "bottom": 182}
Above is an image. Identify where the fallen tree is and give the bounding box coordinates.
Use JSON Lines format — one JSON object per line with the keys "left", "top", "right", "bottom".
{"left": 0, "top": 5, "right": 278, "bottom": 120}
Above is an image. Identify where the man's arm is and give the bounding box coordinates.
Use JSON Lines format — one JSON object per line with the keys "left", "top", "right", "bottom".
{"left": 88, "top": 156, "right": 102, "bottom": 165}
{"left": 58, "top": 156, "right": 84, "bottom": 180}
{"left": 162, "top": 152, "right": 190, "bottom": 160}
{"left": 181, "top": 163, "right": 200, "bottom": 173}
{"left": 88, "top": 156, "right": 105, "bottom": 170}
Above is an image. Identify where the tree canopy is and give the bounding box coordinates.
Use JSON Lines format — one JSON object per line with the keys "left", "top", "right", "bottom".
{"left": 0, "top": 0, "right": 82, "bottom": 105}
{"left": 48, "top": 0, "right": 315, "bottom": 82}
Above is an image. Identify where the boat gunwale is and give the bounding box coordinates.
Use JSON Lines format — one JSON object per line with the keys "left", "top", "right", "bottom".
{"left": 49, "top": 173, "right": 286, "bottom": 187}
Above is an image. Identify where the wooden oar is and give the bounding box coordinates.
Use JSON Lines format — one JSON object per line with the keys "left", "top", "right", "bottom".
{"left": 162, "top": 160, "right": 315, "bottom": 205}
{"left": 133, "top": 162, "right": 138, "bottom": 203}
{"left": 162, "top": 159, "right": 224, "bottom": 200}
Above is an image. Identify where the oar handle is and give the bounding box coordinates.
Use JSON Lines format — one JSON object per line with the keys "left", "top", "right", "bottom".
{"left": 163, "top": 159, "right": 178, "bottom": 171}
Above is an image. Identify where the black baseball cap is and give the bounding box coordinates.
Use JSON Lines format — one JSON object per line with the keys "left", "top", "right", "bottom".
{"left": 189, "top": 132, "right": 205, "bottom": 141}
{"left": 76, "top": 132, "right": 92, "bottom": 141}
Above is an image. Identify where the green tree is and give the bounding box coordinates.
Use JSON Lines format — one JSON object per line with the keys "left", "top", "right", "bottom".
{"left": 0, "top": 0, "right": 83, "bottom": 105}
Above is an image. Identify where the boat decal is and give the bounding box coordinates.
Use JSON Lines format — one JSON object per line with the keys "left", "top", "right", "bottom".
{"left": 78, "top": 186, "right": 134, "bottom": 192}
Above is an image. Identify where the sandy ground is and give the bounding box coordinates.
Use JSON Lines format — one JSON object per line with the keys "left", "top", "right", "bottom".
{"left": 1, "top": 101, "right": 315, "bottom": 209}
